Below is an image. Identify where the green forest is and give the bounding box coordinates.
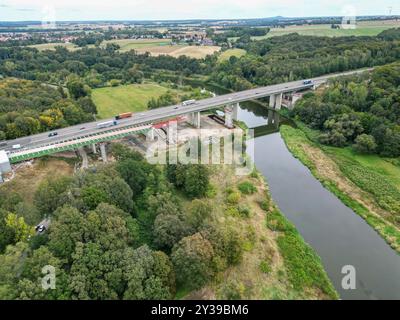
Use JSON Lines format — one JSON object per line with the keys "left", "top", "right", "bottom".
{"left": 0, "top": 145, "right": 247, "bottom": 299}
{"left": 292, "top": 63, "right": 400, "bottom": 157}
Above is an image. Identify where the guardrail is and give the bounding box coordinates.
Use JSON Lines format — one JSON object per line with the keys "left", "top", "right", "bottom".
{"left": 9, "top": 124, "right": 151, "bottom": 163}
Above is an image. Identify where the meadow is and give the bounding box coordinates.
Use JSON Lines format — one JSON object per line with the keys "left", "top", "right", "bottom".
{"left": 218, "top": 48, "right": 247, "bottom": 62}
{"left": 92, "top": 82, "right": 176, "bottom": 119}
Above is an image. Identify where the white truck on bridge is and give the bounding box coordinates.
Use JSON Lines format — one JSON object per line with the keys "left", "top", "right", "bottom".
{"left": 97, "top": 120, "right": 118, "bottom": 129}
{"left": 182, "top": 99, "right": 196, "bottom": 106}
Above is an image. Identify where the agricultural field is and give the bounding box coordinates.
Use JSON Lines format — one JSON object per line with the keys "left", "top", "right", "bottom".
{"left": 28, "top": 38, "right": 220, "bottom": 58}
{"left": 252, "top": 20, "right": 400, "bottom": 39}
{"left": 218, "top": 48, "right": 247, "bottom": 62}
{"left": 99, "top": 38, "right": 174, "bottom": 52}
{"left": 135, "top": 44, "right": 221, "bottom": 58}
{"left": 92, "top": 82, "right": 186, "bottom": 119}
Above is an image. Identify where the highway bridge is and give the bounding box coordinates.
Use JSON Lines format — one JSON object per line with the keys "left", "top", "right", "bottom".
{"left": 0, "top": 68, "right": 371, "bottom": 172}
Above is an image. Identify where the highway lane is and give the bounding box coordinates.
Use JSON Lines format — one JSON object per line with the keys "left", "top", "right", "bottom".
{"left": 1, "top": 68, "right": 372, "bottom": 154}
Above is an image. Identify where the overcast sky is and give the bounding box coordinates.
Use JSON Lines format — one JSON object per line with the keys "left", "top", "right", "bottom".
{"left": 0, "top": 0, "right": 398, "bottom": 21}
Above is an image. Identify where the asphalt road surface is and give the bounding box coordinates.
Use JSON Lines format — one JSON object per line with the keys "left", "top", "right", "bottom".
{"left": 1, "top": 68, "right": 372, "bottom": 154}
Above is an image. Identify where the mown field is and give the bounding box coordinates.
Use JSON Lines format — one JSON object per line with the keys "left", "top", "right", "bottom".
{"left": 91, "top": 82, "right": 199, "bottom": 119}
{"left": 92, "top": 83, "right": 171, "bottom": 119}
{"left": 251, "top": 20, "right": 400, "bottom": 39}
{"left": 218, "top": 48, "right": 247, "bottom": 62}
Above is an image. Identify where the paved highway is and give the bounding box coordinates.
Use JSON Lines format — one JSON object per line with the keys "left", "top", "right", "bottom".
{"left": 1, "top": 68, "right": 372, "bottom": 154}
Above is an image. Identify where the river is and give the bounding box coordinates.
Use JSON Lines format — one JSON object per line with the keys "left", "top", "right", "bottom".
{"left": 236, "top": 101, "right": 400, "bottom": 300}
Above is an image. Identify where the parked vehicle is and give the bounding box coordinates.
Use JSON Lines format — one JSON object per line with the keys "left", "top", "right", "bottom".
{"left": 115, "top": 112, "right": 133, "bottom": 120}
{"left": 97, "top": 120, "right": 118, "bottom": 129}
{"left": 182, "top": 99, "right": 196, "bottom": 106}
{"left": 35, "top": 224, "right": 46, "bottom": 233}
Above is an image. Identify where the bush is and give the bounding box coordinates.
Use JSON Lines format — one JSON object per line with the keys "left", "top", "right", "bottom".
{"left": 238, "top": 181, "right": 257, "bottom": 195}
{"left": 353, "top": 134, "right": 377, "bottom": 154}
{"left": 237, "top": 204, "right": 251, "bottom": 217}
{"left": 259, "top": 261, "right": 272, "bottom": 274}
{"left": 226, "top": 192, "right": 241, "bottom": 205}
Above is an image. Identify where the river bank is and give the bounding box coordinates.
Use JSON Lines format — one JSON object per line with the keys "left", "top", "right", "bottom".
{"left": 182, "top": 164, "right": 338, "bottom": 300}
{"left": 280, "top": 124, "right": 400, "bottom": 253}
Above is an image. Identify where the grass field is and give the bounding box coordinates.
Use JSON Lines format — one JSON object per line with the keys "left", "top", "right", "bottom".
{"left": 252, "top": 20, "right": 400, "bottom": 39}
{"left": 92, "top": 82, "right": 190, "bottom": 119}
{"left": 325, "top": 147, "right": 400, "bottom": 189}
{"left": 218, "top": 48, "right": 247, "bottom": 62}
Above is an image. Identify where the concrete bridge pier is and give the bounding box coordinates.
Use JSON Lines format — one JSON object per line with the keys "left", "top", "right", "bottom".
{"left": 189, "top": 112, "right": 201, "bottom": 129}
{"left": 92, "top": 144, "right": 97, "bottom": 154}
{"left": 0, "top": 150, "right": 12, "bottom": 184}
{"left": 99, "top": 143, "right": 107, "bottom": 163}
{"left": 232, "top": 103, "right": 239, "bottom": 121}
{"left": 148, "top": 127, "right": 155, "bottom": 141}
{"left": 166, "top": 121, "right": 178, "bottom": 144}
{"left": 224, "top": 104, "right": 239, "bottom": 128}
{"left": 269, "top": 93, "right": 283, "bottom": 110}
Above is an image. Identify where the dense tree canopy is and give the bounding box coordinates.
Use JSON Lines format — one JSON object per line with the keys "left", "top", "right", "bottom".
{"left": 292, "top": 63, "right": 400, "bottom": 157}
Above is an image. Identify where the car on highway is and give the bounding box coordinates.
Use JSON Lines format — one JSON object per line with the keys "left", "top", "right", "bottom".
{"left": 12, "top": 144, "right": 21, "bottom": 149}
{"left": 48, "top": 132, "right": 58, "bottom": 137}
{"left": 174, "top": 106, "right": 179, "bottom": 109}
{"left": 303, "top": 80, "right": 314, "bottom": 85}
{"left": 80, "top": 127, "right": 86, "bottom": 130}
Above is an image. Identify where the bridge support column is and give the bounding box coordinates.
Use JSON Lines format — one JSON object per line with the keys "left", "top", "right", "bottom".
{"left": 148, "top": 127, "right": 155, "bottom": 141}
{"left": 269, "top": 93, "right": 283, "bottom": 110}
{"left": 166, "top": 121, "right": 178, "bottom": 144}
{"left": 92, "top": 144, "right": 97, "bottom": 154}
{"left": 0, "top": 150, "right": 11, "bottom": 183}
{"left": 189, "top": 112, "right": 201, "bottom": 129}
{"left": 100, "top": 143, "right": 107, "bottom": 163}
{"left": 224, "top": 105, "right": 235, "bottom": 128}
{"left": 232, "top": 103, "right": 239, "bottom": 121}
